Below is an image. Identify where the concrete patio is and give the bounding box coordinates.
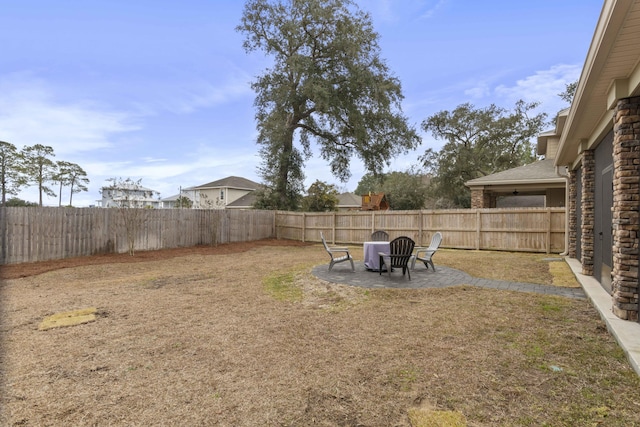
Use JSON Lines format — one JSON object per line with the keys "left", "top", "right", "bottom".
{"left": 312, "top": 261, "right": 586, "bottom": 299}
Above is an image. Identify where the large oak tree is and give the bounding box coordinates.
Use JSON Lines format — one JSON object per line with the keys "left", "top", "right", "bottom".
{"left": 355, "top": 170, "right": 429, "bottom": 210}
{"left": 420, "top": 100, "right": 547, "bottom": 208}
{"left": 238, "top": 0, "right": 419, "bottom": 210}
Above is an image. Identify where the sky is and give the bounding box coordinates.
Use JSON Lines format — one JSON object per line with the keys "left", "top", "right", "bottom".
{"left": 1, "top": 0, "right": 604, "bottom": 207}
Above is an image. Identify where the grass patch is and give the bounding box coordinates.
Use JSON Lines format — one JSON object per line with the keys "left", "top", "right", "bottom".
{"left": 7, "top": 243, "right": 640, "bottom": 426}
{"left": 538, "top": 298, "right": 567, "bottom": 313}
{"left": 390, "top": 366, "right": 420, "bottom": 391}
{"left": 436, "top": 249, "right": 582, "bottom": 287}
{"left": 436, "top": 249, "right": 552, "bottom": 284}
{"left": 549, "top": 261, "right": 581, "bottom": 287}
{"left": 263, "top": 271, "right": 303, "bottom": 302}
{"left": 408, "top": 407, "right": 467, "bottom": 427}
{"left": 39, "top": 307, "right": 97, "bottom": 330}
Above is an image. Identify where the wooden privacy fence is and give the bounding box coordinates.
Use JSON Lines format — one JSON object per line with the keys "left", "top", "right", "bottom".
{"left": 276, "top": 208, "right": 566, "bottom": 254}
{"left": 1, "top": 206, "right": 565, "bottom": 265}
{"left": 0, "top": 207, "right": 276, "bottom": 265}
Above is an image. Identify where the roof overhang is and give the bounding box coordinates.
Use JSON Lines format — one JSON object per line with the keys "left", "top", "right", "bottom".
{"left": 467, "top": 178, "right": 565, "bottom": 188}
{"left": 556, "top": 0, "right": 640, "bottom": 167}
{"left": 537, "top": 108, "right": 569, "bottom": 155}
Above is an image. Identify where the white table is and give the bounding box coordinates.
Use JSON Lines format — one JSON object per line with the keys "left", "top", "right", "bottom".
{"left": 363, "top": 241, "right": 390, "bottom": 271}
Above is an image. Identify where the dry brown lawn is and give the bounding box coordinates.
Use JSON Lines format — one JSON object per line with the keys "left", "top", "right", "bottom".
{"left": 2, "top": 240, "right": 639, "bottom": 426}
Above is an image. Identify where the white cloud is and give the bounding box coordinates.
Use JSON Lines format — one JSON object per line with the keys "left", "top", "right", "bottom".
{"left": 494, "top": 64, "right": 581, "bottom": 116}
{"left": 364, "top": 0, "right": 448, "bottom": 23}
{"left": 366, "top": 0, "right": 396, "bottom": 21}
{"left": 419, "top": 0, "right": 449, "bottom": 19}
{"left": 455, "top": 63, "right": 581, "bottom": 120}
{"left": 463, "top": 83, "right": 491, "bottom": 99}
{"left": 0, "top": 73, "right": 140, "bottom": 156}
{"left": 136, "top": 62, "right": 255, "bottom": 116}
{"left": 163, "top": 77, "right": 253, "bottom": 115}
{"left": 460, "top": 67, "right": 516, "bottom": 102}
{"left": 77, "top": 142, "right": 261, "bottom": 198}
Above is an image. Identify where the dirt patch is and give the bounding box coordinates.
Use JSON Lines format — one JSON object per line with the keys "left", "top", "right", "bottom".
{"left": 0, "top": 238, "right": 312, "bottom": 280}
{"left": 2, "top": 241, "right": 639, "bottom": 426}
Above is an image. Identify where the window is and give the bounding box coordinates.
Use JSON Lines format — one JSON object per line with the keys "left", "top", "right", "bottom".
{"left": 220, "top": 190, "right": 225, "bottom": 200}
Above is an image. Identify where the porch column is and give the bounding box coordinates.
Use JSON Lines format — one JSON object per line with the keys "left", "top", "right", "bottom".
{"left": 568, "top": 169, "right": 578, "bottom": 258}
{"left": 581, "top": 150, "right": 595, "bottom": 276}
{"left": 611, "top": 96, "right": 640, "bottom": 321}
{"left": 470, "top": 189, "right": 495, "bottom": 209}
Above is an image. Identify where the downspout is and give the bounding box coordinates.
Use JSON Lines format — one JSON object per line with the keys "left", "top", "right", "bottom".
{"left": 556, "top": 165, "right": 570, "bottom": 256}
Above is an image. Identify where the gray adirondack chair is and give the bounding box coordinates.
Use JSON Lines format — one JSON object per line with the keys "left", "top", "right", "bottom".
{"left": 320, "top": 231, "right": 355, "bottom": 272}
{"left": 411, "top": 232, "right": 443, "bottom": 270}
{"left": 370, "top": 230, "right": 389, "bottom": 241}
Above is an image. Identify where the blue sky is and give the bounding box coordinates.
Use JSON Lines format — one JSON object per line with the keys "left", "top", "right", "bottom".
{"left": 1, "top": 0, "right": 603, "bottom": 206}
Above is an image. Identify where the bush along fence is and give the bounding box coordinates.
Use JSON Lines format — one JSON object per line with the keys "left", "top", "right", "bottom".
{"left": 276, "top": 208, "right": 566, "bottom": 254}
{"left": 0, "top": 206, "right": 565, "bottom": 265}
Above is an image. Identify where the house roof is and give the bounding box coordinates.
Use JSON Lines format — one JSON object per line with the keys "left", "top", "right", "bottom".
{"left": 337, "top": 192, "right": 361, "bottom": 208}
{"left": 226, "top": 191, "right": 258, "bottom": 208}
{"left": 556, "top": 0, "right": 640, "bottom": 166}
{"left": 160, "top": 193, "right": 193, "bottom": 202}
{"left": 465, "top": 159, "right": 565, "bottom": 189}
{"left": 194, "top": 176, "right": 262, "bottom": 190}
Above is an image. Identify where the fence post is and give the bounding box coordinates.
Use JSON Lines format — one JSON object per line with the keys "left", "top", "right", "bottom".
{"left": 332, "top": 212, "right": 336, "bottom": 244}
{"left": 274, "top": 211, "right": 279, "bottom": 240}
{"left": 419, "top": 210, "right": 424, "bottom": 245}
{"left": 476, "top": 209, "right": 481, "bottom": 250}
{"left": 546, "top": 208, "right": 552, "bottom": 254}
{"left": 302, "top": 212, "right": 306, "bottom": 242}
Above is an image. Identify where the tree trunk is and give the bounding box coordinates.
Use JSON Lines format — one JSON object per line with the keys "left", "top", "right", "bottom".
{"left": 69, "top": 180, "right": 76, "bottom": 207}
{"left": 276, "top": 126, "right": 296, "bottom": 209}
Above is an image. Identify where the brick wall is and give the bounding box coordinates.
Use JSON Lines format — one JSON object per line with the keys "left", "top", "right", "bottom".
{"left": 568, "top": 169, "right": 577, "bottom": 258}
{"left": 611, "top": 96, "right": 640, "bottom": 321}
{"left": 470, "top": 189, "right": 495, "bottom": 208}
{"left": 581, "top": 150, "right": 595, "bottom": 276}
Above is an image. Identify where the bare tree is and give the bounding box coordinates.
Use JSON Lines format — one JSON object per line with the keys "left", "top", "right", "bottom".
{"left": 199, "top": 193, "right": 225, "bottom": 246}
{"left": 101, "top": 178, "right": 157, "bottom": 255}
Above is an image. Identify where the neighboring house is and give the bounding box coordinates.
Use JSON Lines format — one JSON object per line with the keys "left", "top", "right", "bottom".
{"left": 159, "top": 193, "right": 194, "bottom": 209}
{"left": 225, "top": 191, "right": 259, "bottom": 209}
{"left": 553, "top": 0, "right": 640, "bottom": 322}
{"left": 182, "top": 176, "right": 263, "bottom": 209}
{"left": 465, "top": 111, "right": 568, "bottom": 209}
{"left": 99, "top": 183, "right": 160, "bottom": 208}
{"left": 337, "top": 192, "right": 361, "bottom": 211}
